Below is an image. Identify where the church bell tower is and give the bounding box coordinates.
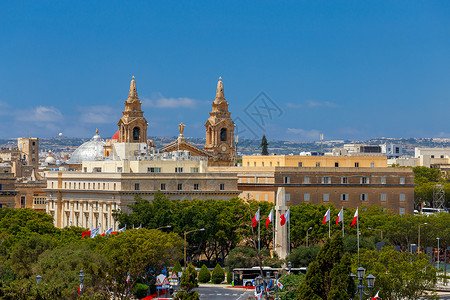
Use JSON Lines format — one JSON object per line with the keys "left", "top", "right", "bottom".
{"left": 204, "top": 77, "right": 235, "bottom": 166}
{"left": 118, "top": 76, "right": 148, "bottom": 143}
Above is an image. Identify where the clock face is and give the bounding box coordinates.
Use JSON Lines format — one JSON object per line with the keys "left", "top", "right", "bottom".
{"left": 221, "top": 145, "right": 227, "bottom": 152}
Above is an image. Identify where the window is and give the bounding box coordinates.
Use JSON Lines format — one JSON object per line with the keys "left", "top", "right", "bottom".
{"left": 380, "top": 193, "right": 387, "bottom": 202}
{"left": 399, "top": 194, "right": 405, "bottom": 202}
{"left": 340, "top": 194, "right": 349, "bottom": 201}
{"left": 148, "top": 167, "right": 161, "bottom": 173}
{"left": 381, "top": 177, "right": 386, "bottom": 184}
{"left": 175, "top": 167, "right": 183, "bottom": 173}
{"left": 134, "top": 183, "right": 140, "bottom": 190}
{"left": 220, "top": 183, "right": 225, "bottom": 190}
{"left": 133, "top": 127, "right": 140, "bottom": 141}
{"left": 431, "top": 155, "right": 435, "bottom": 158}
{"left": 178, "top": 183, "right": 182, "bottom": 190}
{"left": 103, "top": 183, "right": 105, "bottom": 189}
{"left": 286, "top": 193, "right": 290, "bottom": 202}
{"left": 298, "top": 162, "right": 303, "bottom": 167}
{"left": 20, "top": 196, "right": 26, "bottom": 208}
{"left": 284, "top": 177, "right": 290, "bottom": 184}
{"left": 248, "top": 178, "right": 251, "bottom": 183}
{"left": 84, "top": 167, "right": 87, "bottom": 172}
{"left": 323, "top": 193, "right": 329, "bottom": 202}
{"left": 270, "top": 162, "right": 273, "bottom": 167}
{"left": 277, "top": 162, "right": 280, "bottom": 166}
{"left": 322, "top": 177, "right": 331, "bottom": 184}
{"left": 360, "top": 193, "right": 368, "bottom": 201}
{"left": 441, "top": 155, "right": 445, "bottom": 159}
{"left": 399, "top": 177, "right": 405, "bottom": 184}
{"left": 316, "top": 162, "right": 320, "bottom": 167}
{"left": 265, "top": 194, "right": 268, "bottom": 201}
{"left": 194, "top": 184, "right": 199, "bottom": 190}
{"left": 254, "top": 162, "right": 257, "bottom": 167}
{"left": 396, "top": 147, "right": 400, "bottom": 154}
{"left": 335, "top": 162, "right": 339, "bottom": 167}
{"left": 93, "top": 167, "right": 102, "bottom": 173}
{"left": 265, "top": 177, "right": 268, "bottom": 183}
{"left": 355, "top": 162, "right": 359, "bottom": 167}
{"left": 190, "top": 167, "right": 199, "bottom": 173}
{"left": 255, "top": 177, "right": 259, "bottom": 183}
{"left": 304, "top": 177, "right": 310, "bottom": 184}
{"left": 370, "top": 162, "right": 375, "bottom": 168}
{"left": 256, "top": 194, "right": 259, "bottom": 200}
{"left": 304, "top": 193, "right": 310, "bottom": 202}
{"left": 247, "top": 162, "right": 250, "bottom": 166}
{"left": 262, "top": 162, "right": 264, "bottom": 167}
{"left": 361, "top": 177, "right": 369, "bottom": 184}
{"left": 220, "top": 128, "right": 227, "bottom": 141}
{"left": 399, "top": 207, "right": 405, "bottom": 215}
{"left": 341, "top": 177, "right": 348, "bottom": 184}
{"left": 161, "top": 184, "right": 166, "bottom": 191}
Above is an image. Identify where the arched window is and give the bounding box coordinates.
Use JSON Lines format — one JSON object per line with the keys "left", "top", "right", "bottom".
{"left": 133, "top": 127, "right": 140, "bottom": 141}
{"left": 220, "top": 128, "right": 227, "bottom": 141}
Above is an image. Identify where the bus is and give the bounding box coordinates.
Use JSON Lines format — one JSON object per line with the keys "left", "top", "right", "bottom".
{"left": 232, "top": 266, "right": 307, "bottom": 286}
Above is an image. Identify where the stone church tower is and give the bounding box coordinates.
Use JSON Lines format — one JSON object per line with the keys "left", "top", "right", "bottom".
{"left": 117, "top": 76, "right": 148, "bottom": 143}
{"left": 204, "top": 77, "right": 235, "bottom": 166}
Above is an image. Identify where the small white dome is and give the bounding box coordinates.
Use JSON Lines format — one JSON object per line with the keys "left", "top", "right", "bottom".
{"left": 45, "top": 151, "right": 56, "bottom": 164}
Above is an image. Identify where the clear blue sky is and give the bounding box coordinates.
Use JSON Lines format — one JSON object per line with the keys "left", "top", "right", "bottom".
{"left": 0, "top": 1, "right": 449, "bottom": 141}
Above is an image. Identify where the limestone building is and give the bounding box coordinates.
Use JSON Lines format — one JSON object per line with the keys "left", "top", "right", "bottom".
{"left": 46, "top": 77, "right": 240, "bottom": 230}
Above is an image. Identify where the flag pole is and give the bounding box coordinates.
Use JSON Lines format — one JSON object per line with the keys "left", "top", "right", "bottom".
{"left": 288, "top": 207, "right": 290, "bottom": 255}
{"left": 328, "top": 206, "right": 331, "bottom": 238}
{"left": 272, "top": 211, "right": 275, "bottom": 254}
{"left": 258, "top": 207, "right": 260, "bottom": 252}
{"left": 342, "top": 207, "right": 344, "bottom": 238}
{"left": 357, "top": 207, "right": 360, "bottom": 263}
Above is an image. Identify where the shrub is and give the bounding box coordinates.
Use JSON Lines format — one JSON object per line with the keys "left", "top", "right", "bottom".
{"left": 198, "top": 265, "right": 211, "bottom": 283}
{"left": 133, "top": 283, "right": 149, "bottom": 299}
{"left": 226, "top": 269, "right": 232, "bottom": 284}
{"left": 211, "top": 264, "right": 225, "bottom": 284}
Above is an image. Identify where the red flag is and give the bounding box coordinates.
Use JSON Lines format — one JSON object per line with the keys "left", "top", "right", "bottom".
{"left": 372, "top": 290, "right": 379, "bottom": 300}
{"left": 252, "top": 209, "right": 260, "bottom": 227}
{"left": 351, "top": 208, "right": 358, "bottom": 226}
{"left": 82, "top": 231, "right": 91, "bottom": 238}
{"left": 280, "top": 209, "right": 290, "bottom": 226}
{"left": 322, "top": 208, "right": 330, "bottom": 224}
{"left": 265, "top": 209, "right": 273, "bottom": 228}
{"left": 336, "top": 208, "right": 343, "bottom": 225}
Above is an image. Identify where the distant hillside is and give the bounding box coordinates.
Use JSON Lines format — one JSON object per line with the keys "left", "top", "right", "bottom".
{"left": 1, "top": 136, "right": 450, "bottom": 156}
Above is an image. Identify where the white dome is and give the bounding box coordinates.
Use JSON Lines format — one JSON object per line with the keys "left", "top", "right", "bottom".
{"left": 68, "top": 130, "right": 105, "bottom": 164}
{"left": 45, "top": 151, "right": 56, "bottom": 164}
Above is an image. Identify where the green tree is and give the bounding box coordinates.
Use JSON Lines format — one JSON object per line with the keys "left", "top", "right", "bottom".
{"left": 286, "top": 245, "right": 320, "bottom": 268}
{"left": 259, "top": 135, "right": 269, "bottom": 155}
{"left": 211, "top": 264, "right": 225, "bottom": 284}
{"left": 173, "top": 261, "right": 183, "bottom": 275}
{"left": 174, "top": 263, "right": 199, "bottom": 300}
{"left": 197, "top": 265, "right": 211, "bottom": 283}
{"left": 277, "top": 273, "right": 304, "bottom": 300}
{"left": 358, "top": 247, "right": 438, "bottom": 300}
{"left": 101, "top": 229, "right": 184, "bottom": 300}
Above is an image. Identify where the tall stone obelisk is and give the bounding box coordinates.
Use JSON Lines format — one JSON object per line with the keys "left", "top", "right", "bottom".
{"left": 275, "top": 187, "right": 288, "bottom": 259}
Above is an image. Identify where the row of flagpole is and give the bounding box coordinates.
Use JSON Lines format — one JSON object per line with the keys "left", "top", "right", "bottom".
{"left": 251, "top": 207, "right": 359, "bottom": 255}
{"left": 81, "top": 224, "right": 142, "bottom": 238}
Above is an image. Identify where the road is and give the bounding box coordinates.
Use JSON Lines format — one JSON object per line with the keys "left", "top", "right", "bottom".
{"left": 197, "top": 285, "right": 253, "bottom": 300}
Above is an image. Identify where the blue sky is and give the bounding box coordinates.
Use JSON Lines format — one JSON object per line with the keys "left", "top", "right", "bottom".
{"left": 0, "top": 1, "right": 449, "bottom": 141}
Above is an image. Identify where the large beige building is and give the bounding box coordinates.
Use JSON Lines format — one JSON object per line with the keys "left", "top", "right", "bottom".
{"left": 210, "top": 165, "right": 415, "bottom": 215}
{"left": 45, "top": 77, "right": 240, "bottom": 230}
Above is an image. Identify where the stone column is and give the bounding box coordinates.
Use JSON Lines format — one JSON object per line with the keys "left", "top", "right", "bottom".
{"left": 88, "top": 201, "right": 93, "bottom": 229}
{"left": 275, "top": 187, "right": 288, "bottom": 259}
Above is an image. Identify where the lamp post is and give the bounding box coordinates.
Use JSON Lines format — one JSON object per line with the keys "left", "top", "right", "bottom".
{"left": 418, "top": 223, "right": 427, "bottom": 253}
{"left": 288, "top": 261, "right": 292, "bottom": 274}
{"left": 306, "top": 226, "right": 312, "bottom": 247}
{"left": 437, "top": 237, "right": 440, "bottom": 271}
{"left": 350, "top": 267, "right": 375, "bottom": 300}
{"left": 184, "top": 228, "right": 205, "bottom": 269}
{"left": 79, "top": 270, "right": 85, "bottom": 296}
{"left": 36, "top": 275, "right": 42, "bottom": 286}
{"left": 368, "top": 227, "right": 383, "bottom": 240}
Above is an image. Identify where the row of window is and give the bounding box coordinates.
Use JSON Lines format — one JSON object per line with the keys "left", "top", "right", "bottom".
{"left": 283, "top": 176, "right": 406, "bottom": 185}
{"left": 288, "top": 193, "right": 406, "bottom": 202}
{"left": 247, "top": 161, "right": 377, "bottom": 167}
{"left": 134, "top": 183, "right": 226, "bottom": 191}
{"left": 87, "top": 167, "right": 200, "bottom": 173}
{"left": 55, "top": 181, "right": 118, "bottom": 191}
{"left": 49, "top": 200, "right": 117, "bottom": 211}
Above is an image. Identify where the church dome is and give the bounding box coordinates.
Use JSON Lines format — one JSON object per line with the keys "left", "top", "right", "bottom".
{"left": 112, "top": 130, "right": 119, "bottom": 140}
{"left": 45, "top": 151, "right": 56, "bottom": 164}
{"left": 68, "top": 129, "right": 106, "bottom": 164}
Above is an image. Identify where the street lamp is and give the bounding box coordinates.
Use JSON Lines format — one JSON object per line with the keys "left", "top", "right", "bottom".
{"left": 156, "top": 225, "right": 172, "bottom": 230}
{"left": 184, "top": 228, "right": 205, "bottom": 269}
{"left": 368, "top": 227, "right": 383, "bottom": 240}
{"left": 437, "top": 237, "right": 440, "bottom": 270}
{"left": 350, "top": 267, "right": 375, "bottom": 300}
{"left": 418, "top": 223, "right": 427, "bottom": 253}
{"left": 36, "top": 275, "right": 42, "bottom": 285}
{"left": 79, "top": 270, "right": 85, "bottom": 296}
{"left": 288, "top": 261, "right": 292, "bottom": 274}
{"left": 306, "top": 226, "right": 313, "bottom": 247}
